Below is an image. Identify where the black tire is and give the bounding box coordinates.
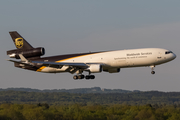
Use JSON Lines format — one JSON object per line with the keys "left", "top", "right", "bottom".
{"left": 78, "top": 75, "right": 82, "bottom": 79}
{"left": 73, "top": 75, "right": 78, "bottom": 80}
{"left": 85, "top": 75, "right": 90, "bottom": 80}
{"left": 90, "top": 75, "right": 95, "bottom": 79}
{"left": 81, "top": 75, "right": 85, "bottom": 79}
{"left": 151, "top": 71, "right": 155, "bottom": 74}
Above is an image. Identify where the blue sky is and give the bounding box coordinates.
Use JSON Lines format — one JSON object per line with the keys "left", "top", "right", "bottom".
{"left": 1, "top": 0, "right": 180, "bottom": 91}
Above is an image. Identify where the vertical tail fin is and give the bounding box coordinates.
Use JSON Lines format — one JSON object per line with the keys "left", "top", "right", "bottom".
{"left": 7, "top": 31, "right": 45, "bottom": 59}
{"left": 9, "top": 31, "right": 33, "bottom": 50}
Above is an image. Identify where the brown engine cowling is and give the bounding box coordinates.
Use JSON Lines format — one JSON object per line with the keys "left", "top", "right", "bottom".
{"left": 7, "top": 47, "right": 45, "bottom": 59}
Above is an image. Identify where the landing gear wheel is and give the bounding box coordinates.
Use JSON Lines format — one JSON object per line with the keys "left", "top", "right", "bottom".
{"left": 85, "top": 75, "right": 95, "bottom": 80}
{"left": 151, "top": 71, "right": 155, "bottom": 74}
{"left": 85, "top": 75, "right": 90, "bottom": 80}
{"left": 78, "top": 75, "right": 85, "bottom": 79}
{"left": 73, "top": 75, "right": 78, "bottom": 80}
{"left": 150, "top": 65, "right": 155, "bottom": 75}
{"left": 90, "top": 75, "right": 95, "bottom": 79}
{"left": 78, "top": 75, "right": 82, "bottom": 79}
{"left": 81, "top": 75, "right": 85, "bottom": 79}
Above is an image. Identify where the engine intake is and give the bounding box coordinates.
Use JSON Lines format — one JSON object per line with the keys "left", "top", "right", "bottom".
{"left": 7, "top": 47, "right": 45, "bottom": 59}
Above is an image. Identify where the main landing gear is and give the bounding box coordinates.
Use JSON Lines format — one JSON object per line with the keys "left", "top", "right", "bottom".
{"left": 150, "top": 65, "right": 155, "bottom": 74}
{"left": 73, "top": 75, "right": 95, "bottom": 80}
{"left": 73, "top": 70, "right": 95, "bottom": 80}
{"left": 73, "top": 75, "right": 84, "bottom": 80}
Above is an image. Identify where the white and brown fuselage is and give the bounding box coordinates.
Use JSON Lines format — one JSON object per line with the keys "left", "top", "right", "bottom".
{"left": 31, "top": 48, "right": 176, "bottom": 73}
{"left": 7, "top": 31, "right": 176, "bottom": 79}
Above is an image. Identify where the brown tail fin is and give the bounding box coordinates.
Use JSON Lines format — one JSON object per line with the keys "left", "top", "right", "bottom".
{"left": 9, "top": 31, "right": 33, "bottom": 50}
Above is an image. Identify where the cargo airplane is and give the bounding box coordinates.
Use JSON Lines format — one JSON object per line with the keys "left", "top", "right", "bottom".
{"left": 7, "top": 31, "right": 176, "bottom": 80}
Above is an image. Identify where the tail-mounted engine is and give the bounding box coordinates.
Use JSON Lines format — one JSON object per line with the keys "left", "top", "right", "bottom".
{"left": 7, "top": 47, "right": 45, "bottom": 59}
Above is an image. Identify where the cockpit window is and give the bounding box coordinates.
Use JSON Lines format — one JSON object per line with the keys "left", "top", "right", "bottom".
{"left": 165, "top": 51, "right": 173, "bottom": 54}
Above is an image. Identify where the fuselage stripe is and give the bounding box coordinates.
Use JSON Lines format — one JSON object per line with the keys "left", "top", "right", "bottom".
{"left": 55, "top": 52, "right": 101, "bottom": 62}
{"left": 36, "top": 66, "right": 46, "bottom": 72}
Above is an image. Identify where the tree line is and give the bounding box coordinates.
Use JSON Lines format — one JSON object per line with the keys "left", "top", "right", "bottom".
{"left": 0, "top": 103, "right": 180, "bottom": 120}
{"left": 0, "top": 87, "right": 132, "bottom": 93}
{"left": 1, "top": 90, "right": 180, "bottom": 105}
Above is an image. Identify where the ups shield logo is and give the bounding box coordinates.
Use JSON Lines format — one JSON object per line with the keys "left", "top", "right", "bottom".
{"left": 15, "top": 38, "right": 23, "bottom": 48}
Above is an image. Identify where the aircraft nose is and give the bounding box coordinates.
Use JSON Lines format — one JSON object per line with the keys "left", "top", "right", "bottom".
{"left": 173, "top": 53, "right": 176, "bottom": 59}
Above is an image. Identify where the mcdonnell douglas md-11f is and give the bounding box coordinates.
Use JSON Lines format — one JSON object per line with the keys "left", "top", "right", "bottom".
{"left": 7, "top": 31, "right": 176, "bottom": 80}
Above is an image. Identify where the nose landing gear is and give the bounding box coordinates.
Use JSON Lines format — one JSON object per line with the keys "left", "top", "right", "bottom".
{"left": 150, "top": 65, "right": 155, "bottom": 74}
{"left": 151, "top": 71, "right": 155, "bottom": 74}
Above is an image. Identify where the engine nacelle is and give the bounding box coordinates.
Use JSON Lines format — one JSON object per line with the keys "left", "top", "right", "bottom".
{"left": 104, "top": 68, "right": 120, "bottom": 73}
{"left": 7, "top": 47, "right": 45, "bottom": 59}
{"left": 87, "top": 64, "right": 102, "bottom": 73}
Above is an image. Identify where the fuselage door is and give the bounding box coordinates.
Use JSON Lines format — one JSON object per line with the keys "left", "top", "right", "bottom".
{"left": 157, "top": 52, "right": 162, "bottom": 61}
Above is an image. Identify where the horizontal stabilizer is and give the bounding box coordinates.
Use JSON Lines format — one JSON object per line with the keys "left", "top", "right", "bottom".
{"left": 7, "top": 59, "right": 33, "bottom": 67}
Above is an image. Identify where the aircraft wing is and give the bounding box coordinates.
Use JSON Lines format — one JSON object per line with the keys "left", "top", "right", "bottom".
{"left": 32, "top": 61, "right": 89, "bottom": 69}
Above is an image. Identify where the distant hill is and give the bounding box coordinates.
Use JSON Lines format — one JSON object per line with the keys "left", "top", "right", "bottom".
{"left": 0, "top": 87, "right": 137, "bottom": 93}
{"left": 0, "top": 89, "right": 180, "bottom": 105}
